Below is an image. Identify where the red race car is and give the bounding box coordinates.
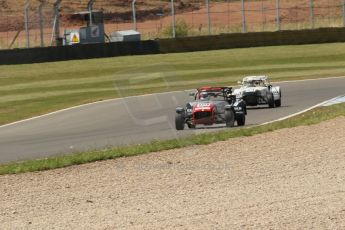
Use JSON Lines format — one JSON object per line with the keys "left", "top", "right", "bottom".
{"left": 175, "top": 87, "right": 247, "bottom": 130}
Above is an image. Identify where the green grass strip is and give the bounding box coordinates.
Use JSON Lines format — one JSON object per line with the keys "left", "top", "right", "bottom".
{"left": 0, "top": 102, "right": 344, "bottom": 175}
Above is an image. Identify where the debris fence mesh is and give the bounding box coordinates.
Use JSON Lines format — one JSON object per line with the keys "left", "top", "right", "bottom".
{"left": 0, "top": 0, "right": 344, "bottom": 49}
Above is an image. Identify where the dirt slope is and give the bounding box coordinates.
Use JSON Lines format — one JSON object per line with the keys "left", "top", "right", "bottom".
{"left": 0, "top": 0, "right": 178, "bottom": 12}
{"left": 1, "top": 117, "right": 345, "bottom": 229}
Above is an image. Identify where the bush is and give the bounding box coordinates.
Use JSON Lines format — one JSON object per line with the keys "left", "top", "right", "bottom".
{"left": 162, "top": 19, "right": 190, "bottom": 38}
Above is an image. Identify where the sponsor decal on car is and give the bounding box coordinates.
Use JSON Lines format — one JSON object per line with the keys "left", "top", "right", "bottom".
{"left": 197, "top": 103, "right": 211, "bottom": 107}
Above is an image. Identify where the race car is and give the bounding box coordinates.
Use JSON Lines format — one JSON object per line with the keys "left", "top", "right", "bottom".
{"left": 233, "top": 76, "right": 281, "bottom": 108}
{"left": 175, "top": 87, "right": 247, "bottom": 130}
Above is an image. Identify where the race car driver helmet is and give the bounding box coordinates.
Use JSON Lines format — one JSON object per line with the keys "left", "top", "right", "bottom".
{"left": 200, "top": 92, "right": 209, "bottom": 100}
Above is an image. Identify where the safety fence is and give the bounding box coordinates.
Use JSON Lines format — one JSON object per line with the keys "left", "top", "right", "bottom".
{"left": 0, "top": 0, "right": 345, "bottom": 50}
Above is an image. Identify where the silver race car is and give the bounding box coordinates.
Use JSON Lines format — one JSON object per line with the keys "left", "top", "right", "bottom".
{"left": 233, "top": 76, "right": 281, "bottom": 108}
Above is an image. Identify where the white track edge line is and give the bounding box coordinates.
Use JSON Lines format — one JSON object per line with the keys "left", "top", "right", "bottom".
{"left": 260, "top": 94, "right": 344, "bottom": 125}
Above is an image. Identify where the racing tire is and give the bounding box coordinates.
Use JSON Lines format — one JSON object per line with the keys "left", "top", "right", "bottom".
{"left": 275, "top": 91, "right": 282, "bottom": 107}
{"left": 225, "top": 110, "right": 235, "bottom": 127}
{"left": 267, "top": 92, "right": 275, "bottom": 108}
{"left": 275, "top": 98, "right": 281, "bottom": 107}
{"left": 236, "top": 114, "right": 246, "bottom": 126}
{"left": 175, "top": 113, "right": 185, "bottom": 130}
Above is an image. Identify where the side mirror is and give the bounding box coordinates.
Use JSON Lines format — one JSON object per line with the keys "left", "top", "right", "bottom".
{"left": 189, "top": 92, "right": 195, "bottom": 97}
{"left": 237, "top": 81, "right": 242, "bottom": 84}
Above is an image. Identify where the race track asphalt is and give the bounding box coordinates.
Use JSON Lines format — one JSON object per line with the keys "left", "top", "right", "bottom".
{"left": 0, "top": 77, "right": 344, "bottom": 164}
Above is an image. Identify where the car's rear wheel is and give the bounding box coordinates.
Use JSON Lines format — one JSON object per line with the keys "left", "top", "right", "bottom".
{"left": 225, "top": 110, "right": 235, "bottom": 127}
{"left": 267, "top": 92, "right": 275, "bottom": 108}
{"left": 175, "top": 113, "right": 185, "bottom": 130}
{"left": 275, "top": 91, "right": 282, "bottom": 107}
{"left": 275, "top": 99, "right": 281, "bottom": 107}
{"left": 236, "top": 114, "right": 246, "bottom": 126}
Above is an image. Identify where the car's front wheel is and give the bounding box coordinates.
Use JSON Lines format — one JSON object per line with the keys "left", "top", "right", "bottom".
{"left": 175, "top": 113, "right": 185, "bottom": 130}
{"left": 225, "top": 110, "right": 235, "bottom": 127}
{"left": 267, "top": 92, "right": 275, "bottom": 108}
{"left": 236, "top": 114, "right": 246, "bottom": 126}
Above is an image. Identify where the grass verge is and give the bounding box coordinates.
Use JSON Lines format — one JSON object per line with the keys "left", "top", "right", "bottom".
{"left": 0, "top": 102, "right": 344, "bottom": 175}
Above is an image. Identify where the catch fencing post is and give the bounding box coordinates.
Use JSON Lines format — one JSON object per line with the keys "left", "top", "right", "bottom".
{"left": 132, "top": 0, "right": 137, "bottom": 30}
{"left": 310, "top": 0, "right": 314, "bottom": 29}
{"left": 24, "top": 0, "right": 30, "bottom": 48}
{"left": 276, "top": 0, "right": 280, "bottom": 31}
{"left": 171, "top": 0, "right": 176, "bottom": 38}
{"left": 343, "top": 0, "right": 345, "bottom": 27}
{"left": 51, "top": 0, "right": 62, "bottom": 46}
{"left": 206, "top": 0, "right": 211, "bottom": 35}
{"left": 38, "top": 0, "right": 46, "bottom": 47}
{"left": 241, "top": 0, "right": 246, "bottom": 33}
{"left": 87, "top": 0, "right": 96, "bottom": 26}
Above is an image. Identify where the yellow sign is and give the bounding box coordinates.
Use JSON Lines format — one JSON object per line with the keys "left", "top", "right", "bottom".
{"left": 72, "top": 34, "right": 79, "bottom": 43}
{"left": 70, "top": 32, "right": 80, "bottom": 44}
